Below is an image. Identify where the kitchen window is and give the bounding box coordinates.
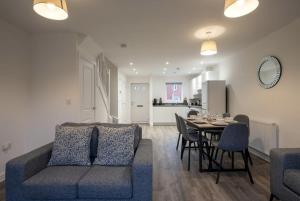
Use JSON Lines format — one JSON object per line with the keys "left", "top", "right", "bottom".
{"left": 166, "top": 82, "right": 183, "bottom": 103}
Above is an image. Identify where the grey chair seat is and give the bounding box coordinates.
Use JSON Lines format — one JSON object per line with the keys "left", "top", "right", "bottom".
{"left": 78, "top": 166, "right": 132, "bottom": 199}
{"left": 284, "top": 169, "right": 300, "bottom": 195}
{"left": 185, "top": 132, "right": 208, "bottom": 142}
{"left": 23, "top": 166, "right": 90, "bottom": 200}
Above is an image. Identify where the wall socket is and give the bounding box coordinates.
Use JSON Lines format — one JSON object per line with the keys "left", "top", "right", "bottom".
{"left": 2, "top": 142, "right": 12, "bottom": 152}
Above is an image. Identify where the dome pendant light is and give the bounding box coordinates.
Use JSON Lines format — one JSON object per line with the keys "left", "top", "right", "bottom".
{"left": 201, "top": 32, "right": 218, "bottom": 56}
{"left": 224, "top": 0, "right": 259, "bottom": 18}
{"left": 33, "top": 0, "right": 68, "bottom": 20}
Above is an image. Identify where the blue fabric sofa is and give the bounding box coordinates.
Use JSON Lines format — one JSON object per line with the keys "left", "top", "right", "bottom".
{"left": 270, "top": 148, "right": 300, "bottom": 201}
{"left": 5, "top": 123, "right": 153, "bottom": 201}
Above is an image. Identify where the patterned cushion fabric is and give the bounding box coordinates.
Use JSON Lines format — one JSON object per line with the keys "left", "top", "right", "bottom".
{"left": 93, "top": 126, "right": 135, "bottom": 166}
{"left": 48, "top": 125, "right": 93, "bottom": 166}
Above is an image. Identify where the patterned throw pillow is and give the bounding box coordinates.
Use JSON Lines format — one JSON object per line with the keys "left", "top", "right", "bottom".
{"left": 48, "top": 125, "right": 93, "bottom": 166}
{"left": 93, "top": 126, "right": 135, "bottom": 166}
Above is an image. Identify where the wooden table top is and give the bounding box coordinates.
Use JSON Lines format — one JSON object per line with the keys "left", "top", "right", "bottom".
{"left": 185, "top": 118, "right": 229, "bottom": 129}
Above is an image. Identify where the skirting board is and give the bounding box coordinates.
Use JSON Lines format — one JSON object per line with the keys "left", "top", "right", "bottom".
{"left": 248, "top": 147, "right": 270, "bottom": 162}
{"left": 153, "top": 122, "right": 176, "bottom": 126}
{"left": 0, "top": 172, "right": 4, "bottom": 183}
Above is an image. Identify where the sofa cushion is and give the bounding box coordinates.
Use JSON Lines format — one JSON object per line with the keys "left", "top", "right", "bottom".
{"left": 61, "top": 122, "right": 142, "bottom": 152}
{"left": 48, "top": 125, "right": 93, "bottom": 166}
{"left": 23, "top": 166, "right": 90, "bottom": 200}
{"left": 78, "top": 166, "right": 132, "bottom": 199}
{"left": 284, "top": 169, "right": 300, "bottom": 195}
{"left": 93, "top": 126, "right": 135, "bottom": 166}
{"left": 100, "top": 123, "right": 141, "bottom": 151}
{"left": 60, "top": 123, "right": 99, "bottom": 161}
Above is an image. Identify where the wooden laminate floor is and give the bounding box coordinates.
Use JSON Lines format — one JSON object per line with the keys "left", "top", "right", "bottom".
{"left": 0, "top": 125, "right": 275, "bottom": 201}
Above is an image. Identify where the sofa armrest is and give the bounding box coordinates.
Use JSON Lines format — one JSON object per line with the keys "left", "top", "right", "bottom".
{"left": 5, "top": 143, "right": 53, "bottom": 201}
{"left": 132, "top": 139, "right": 153, "bottom": 201}
{"left": 270, "top": 148, "right": 300, "bottom": 196}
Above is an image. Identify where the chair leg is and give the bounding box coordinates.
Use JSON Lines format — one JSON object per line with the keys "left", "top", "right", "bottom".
{"left": 214, "top": 148, "right": 219, "bottom": 160}
{"left": 216, "top": 150, "right": 225, "bottom": 184}
{"left": 269, "top": 194, "right": 274, "bottom": 201}
{"left": 242, "top": 151, "right": 254, "bottom": 184}
{"left": 231, "top": 152, "right": 235, "bottom": 169}
{"left": 176, "top": 133, "right": 181, "bottom": 150}
{"left": 246, "top": 148, "right": 253, "bottom": 166}
{"left": 188, "top": 141, "right": 191, "bottom": 171}
{"left": 181, "top": 139, "right": 186, "bottom": 160}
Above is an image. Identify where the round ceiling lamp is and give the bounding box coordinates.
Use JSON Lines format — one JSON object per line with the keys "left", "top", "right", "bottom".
{"left": 224, "top": 0, "right": 259, "bottom": 18}
{"left": 201, "top": 40, "right": 217, "bottom": 56}
{"left": 33, "top": 0, "right": 68, "bottom": 20}
{"left": 200, "top": 32, "right": 217, "bottom": 56}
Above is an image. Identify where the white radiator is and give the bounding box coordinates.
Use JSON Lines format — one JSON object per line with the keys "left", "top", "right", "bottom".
{"left": 249, "top": 120, "right": 279, "bottom": 159}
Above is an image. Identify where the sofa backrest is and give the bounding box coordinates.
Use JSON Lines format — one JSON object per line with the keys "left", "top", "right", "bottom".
{"left": 61, "top": 122, "right": 142, "bottom": 162}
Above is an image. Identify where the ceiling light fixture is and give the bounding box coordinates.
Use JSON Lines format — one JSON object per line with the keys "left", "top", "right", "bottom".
{"left": 224, "top": 0, "right": 259, "bottom": 18}
{"left": 129, "top": 62, "right": 134, "bottom": 66}
{"left": 166, "top": 61, "right": 170, "bottom": 65}
{"left": 135, "top": 72, "right": 139, "bottom": 75}
{"left": 201, "top": 32, "right": 218, "bottom": 56}
{"left": 33, "top": 0, "right": 68, "bottom": 20}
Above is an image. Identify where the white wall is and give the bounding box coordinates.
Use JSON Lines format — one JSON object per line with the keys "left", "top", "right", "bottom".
{"left": 118, "top": 72, "right": 130, "bottom": 123}
{"left": 30, "top": 33, "right": 81, "bottom": 150}
{"left": 219, "top": 18, "right": 300, "bottom": 148}
{"left": 151, "top": 75, "right": 191, "bottom": 102}
{"left": 0, "top": 19, "right": 31, "bottom": 180}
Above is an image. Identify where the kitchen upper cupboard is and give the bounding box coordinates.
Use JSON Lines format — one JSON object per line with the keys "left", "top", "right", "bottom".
{"left": 191, "top": 74, "right": 202, "bottom": 96}
{"left": 202, "top": 80, "right": 226, "bottom": 115}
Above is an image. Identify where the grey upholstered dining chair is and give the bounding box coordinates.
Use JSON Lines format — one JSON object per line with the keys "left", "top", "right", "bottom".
{"left": 178, "top": 116, "right": 209, "bottom": 171}
{"left": 187, "top": 110, "right": 199, "bottom": 117}
{"left": 233, "top": 114, "right": 253, "bottom": 165}
{"left": 175, "top": 113, "right": 182, "bottom": 150}
{"left": 215, "top": 123, "right": 254, "bottom": 184}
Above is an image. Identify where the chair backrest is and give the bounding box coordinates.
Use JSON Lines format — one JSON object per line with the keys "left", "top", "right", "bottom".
{"left": 234, "top": 114, "right": 249, "bottom": 127}
{"left": 174, "top": 113, "right": 181, "bottom": 133}
{"left": 218, "top": 123, "right": 249, "bottom": 152}
{"left": 223, "top": 113, "right": 231, "bottom": 118}
{"left": 187, "top": 110, "right": 199, "bottom": 117}
{"left": 178, "top": 116, "right": 190, "bottom": 140}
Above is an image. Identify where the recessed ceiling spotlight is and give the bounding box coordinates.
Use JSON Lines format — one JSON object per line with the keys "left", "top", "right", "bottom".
{"left": 166, "top": 61, "right": 170, "bottom": 65}
{"left": 194, "top": 25, "right": 226, "bottom": 39}
{"left": 120, "top": 43, "right": 127, "bottom": 48}
{"left": 129, "top": 62, "right": 134, "bottom": 66}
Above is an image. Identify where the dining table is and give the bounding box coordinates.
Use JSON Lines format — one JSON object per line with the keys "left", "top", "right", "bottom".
{"left": 184, "top": 118, "right": 231, "bottom": 172}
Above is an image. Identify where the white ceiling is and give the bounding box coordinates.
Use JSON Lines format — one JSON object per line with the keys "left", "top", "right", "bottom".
{"left": 1, "top": 0, "right": 300, "bottom": 76}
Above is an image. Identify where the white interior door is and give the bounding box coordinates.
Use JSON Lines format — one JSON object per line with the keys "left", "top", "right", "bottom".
{"left": 131, "top": 83, "right": 149, "bottom": 123}
{"left": 80, "top": 59, "right": 95, "bottom": 123}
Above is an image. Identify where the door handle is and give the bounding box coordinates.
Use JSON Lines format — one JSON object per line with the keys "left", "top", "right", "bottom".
{"left": 137, "top": 105, "right": 143, "bottom": 107}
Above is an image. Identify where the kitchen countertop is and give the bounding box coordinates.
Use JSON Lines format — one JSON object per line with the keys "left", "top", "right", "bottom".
{"left": 153, "top": 104, "right": 188, "bottom": 107}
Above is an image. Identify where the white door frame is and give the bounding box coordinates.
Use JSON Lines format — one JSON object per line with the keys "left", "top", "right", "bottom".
{"left": 130, "top": 83, "right": 150, "bottom": 124}
{"left": 79, "top": 57, "right": 96, "bottom": 123}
